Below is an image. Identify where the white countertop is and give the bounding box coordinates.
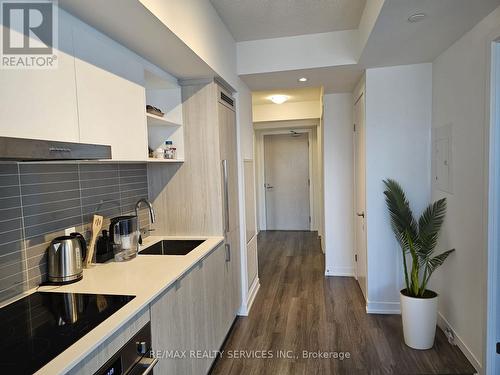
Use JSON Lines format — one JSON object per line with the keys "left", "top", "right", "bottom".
{"left": 31, "top": 235, "right": 224, "bottom": 375}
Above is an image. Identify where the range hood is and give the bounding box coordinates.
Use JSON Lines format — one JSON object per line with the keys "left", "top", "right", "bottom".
{"left": 0, "top": 137, "right": 111, "bottom": 161}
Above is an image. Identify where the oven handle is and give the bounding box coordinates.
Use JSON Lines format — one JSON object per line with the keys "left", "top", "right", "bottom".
{"left": 140, "top": 358, "right": 158, "bottom": 375}
{"left": 129, "top": 357, "right": 159, "bottom": 375}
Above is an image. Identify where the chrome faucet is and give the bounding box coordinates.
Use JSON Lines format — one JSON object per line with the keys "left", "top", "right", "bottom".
{"left": 135, "top": 198, "right": 156, "bottom": 224}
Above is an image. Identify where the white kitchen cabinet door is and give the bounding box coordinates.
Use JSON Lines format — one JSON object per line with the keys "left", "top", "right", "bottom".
{"left": 0, "top": 12, "right": 79, "bottom": 142}
{"left": 73, "top": 24, "right": 148, "bottom": 161}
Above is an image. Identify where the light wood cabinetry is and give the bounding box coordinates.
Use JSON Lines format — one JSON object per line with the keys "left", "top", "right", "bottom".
{"left": 218, "top": 91, "right": 241, "bottom": 319}
{"left": 148, "top": 81, "right": 241, "bottom": 317}
{"left": 148, "top": 82, "right": 223, "bottom": 236}
{"left": 150, "top": 243, "right": 235, "bottom": 375}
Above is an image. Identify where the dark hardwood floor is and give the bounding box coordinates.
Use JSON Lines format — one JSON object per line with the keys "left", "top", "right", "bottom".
{"left": 210, "top": 231, "right": 476, "bottom": 375}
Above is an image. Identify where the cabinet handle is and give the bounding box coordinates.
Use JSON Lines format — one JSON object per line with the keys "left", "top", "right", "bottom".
{"left": 222, "top": 160, "right": 230, "bottom": 234}
{"left": 225, "top": 243, "right": 231, "bottom": 262}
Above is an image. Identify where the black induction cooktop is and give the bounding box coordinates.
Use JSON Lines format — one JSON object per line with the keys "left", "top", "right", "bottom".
{"left": 0, "top": 292, "right": 134, "bottom": 375}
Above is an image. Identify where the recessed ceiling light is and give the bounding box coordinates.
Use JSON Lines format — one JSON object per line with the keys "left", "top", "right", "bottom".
{"left": 268, "top": 95, "right": 289, "bottom": 104}
{"left": 298, "top": 77, "right": 308, "bottom": 82}
{"left": 408, "top": 13, "right": 426, "bottom": 23}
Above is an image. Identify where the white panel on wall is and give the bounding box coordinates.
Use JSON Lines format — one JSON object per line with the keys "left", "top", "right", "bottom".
{"left": 433, "top": 124, "right": 453, "bottom": 194}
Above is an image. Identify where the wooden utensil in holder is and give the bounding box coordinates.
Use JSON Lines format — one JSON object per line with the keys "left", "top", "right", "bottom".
{"left": 85, "top": 215, "right": 103, "bottom": 267}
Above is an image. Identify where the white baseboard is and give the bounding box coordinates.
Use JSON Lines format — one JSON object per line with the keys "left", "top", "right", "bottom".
{"left": 366, "top": 300, "right": 401, "bottom": 314}
{"left": 238, "top": 277, "right": 260, "bottom": 316}
{"left": 325, "top": 266, "right": 354, "bottom": 277}
{"left": 437, "top": 312, "right": 481, "bottom": 373}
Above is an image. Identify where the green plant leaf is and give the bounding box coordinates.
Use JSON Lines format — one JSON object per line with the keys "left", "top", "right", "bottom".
{"left": 383, "top": 179, "right": 419, "bottom": 291}
{"left": 426, "top": 249, "right": 455, "bottom": 276}
{"left": 383, "top": 179, "right": 455, "bottom": 296}
{"left": 418, "top": 198, "right": 447, "bottom": 264}
{"left": 383, "top": 179, "right": 418, "bottom": 246}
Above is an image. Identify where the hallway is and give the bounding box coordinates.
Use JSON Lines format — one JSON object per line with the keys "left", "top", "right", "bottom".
{"left": 210, "top": 231, "right": 474, "bottom": 375}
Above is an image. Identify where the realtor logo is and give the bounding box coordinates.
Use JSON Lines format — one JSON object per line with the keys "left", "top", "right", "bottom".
{"left": 1, "top": 0, "right": 58, "bottom": 69}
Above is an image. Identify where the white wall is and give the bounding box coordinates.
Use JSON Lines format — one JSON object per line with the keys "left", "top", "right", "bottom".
{"left": 253, "top": 101, "right": 322, "bottom": 123}
{"left": 237, "top": 30, "right": 357, "bottom": 75}
{"left": 139, "top": 0, "right": 238, "bottom": 88}
{"left": 236, "top": 82, "right": 255, "bottom": 160}
{"left": 322, "top": 94, "right": 355, "bottom": 276}
{"left": 364, "top": 63, "right": 432, "bottom": 312}
{"left": 430, "top": 6, "right": 500, "bottom": 372}
{"left": 356, "top": 0, "right": 386, "bottom": 58}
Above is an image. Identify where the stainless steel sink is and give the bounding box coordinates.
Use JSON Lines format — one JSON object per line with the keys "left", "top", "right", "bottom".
{"left": 139, "top": 239, "right": 205, "bottom": 255}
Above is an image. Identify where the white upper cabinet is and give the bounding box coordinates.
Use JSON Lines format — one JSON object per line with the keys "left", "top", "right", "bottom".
{"left": 73, "top": 24, "right": 148, "bottom": 161}
{"left": 0, "top": 12, "right": 79, "bottom": 142}
{"left": 0, "top": 9, "right": 183, "bottom": 162}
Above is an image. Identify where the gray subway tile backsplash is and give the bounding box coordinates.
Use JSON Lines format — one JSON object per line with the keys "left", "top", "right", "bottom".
{"left": 0, "top": 196, "right": 21, "bottom": 210}
{"left": 0, "top": 162, "right": 149, "bottom": 304}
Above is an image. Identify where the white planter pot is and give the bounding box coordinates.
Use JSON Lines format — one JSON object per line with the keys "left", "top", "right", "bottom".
{"left": 400, "top": 289, "right": 438, "bottom": 350}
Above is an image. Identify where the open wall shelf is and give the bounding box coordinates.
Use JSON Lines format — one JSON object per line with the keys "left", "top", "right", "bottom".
{"left": 144, "top": 68, "right": 184, "bottom": 161}
{"left": 147, "top": 158, "right": 184, "bottom": 163}
{"left": 146, "top": 113, "right": 182, "bottom": 128}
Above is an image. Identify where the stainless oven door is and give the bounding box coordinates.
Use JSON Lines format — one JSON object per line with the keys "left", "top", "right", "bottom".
{"left": 95, "top": 322, "right": 158, "bottom": 375}
{"left": 127, "top": 357, "right": 159, "bottom": 375}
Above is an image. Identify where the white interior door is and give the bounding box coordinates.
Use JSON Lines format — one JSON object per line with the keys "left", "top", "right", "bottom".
{"left": 264, "top": 133, "right": 310, "bottom": 230}
{"left": 354, "top": 94, "right": 368, "bottom": 300}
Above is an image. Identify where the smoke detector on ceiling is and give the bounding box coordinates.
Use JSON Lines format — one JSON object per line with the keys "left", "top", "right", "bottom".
{"left": 408, "top": 13, "right": 426, "bottom": 23}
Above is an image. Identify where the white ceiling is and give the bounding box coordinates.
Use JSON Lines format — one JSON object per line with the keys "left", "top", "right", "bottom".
{"left": 252, "top": 87, "right": 322, "bottom": 105}
{"left": 241, "top": 65, "right": 364, "bottom": 94}
{"left": 239, "top": 0, "right": 500, "bottom": 93}
{"left": 210, "top": 0, "right": 366, "bottom": 42}
{"left": 360, "top": 0, "right": 500, "bottom": 67}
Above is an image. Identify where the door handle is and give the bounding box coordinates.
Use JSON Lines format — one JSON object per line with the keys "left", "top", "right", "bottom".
{"left": 265, "top": 183, "right": 274, "bottom": 190}
{"left": 356, "top": 211, "right": 365, "bottom": 218}
{"left": 225, "top": 243, "right": 231, "bottom": 262}
{"left": 222, "top": 160, "right": 230, "bottom": 234}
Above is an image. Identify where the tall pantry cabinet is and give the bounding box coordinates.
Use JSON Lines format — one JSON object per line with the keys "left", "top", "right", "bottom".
{"left": 217, "top": 88, "right": 241, "bottom": 320}
{"left": 147, "top": 79, "right": 241, "bottom": 332}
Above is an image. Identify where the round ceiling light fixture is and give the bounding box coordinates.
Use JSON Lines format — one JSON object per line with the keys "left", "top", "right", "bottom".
{"left": 268, "top": 94, "right": 290, "bottom": 104}
{"left": 408, "top": 13, "right": 426, "bottom": 23}
{"left": 298, "top": 77, "right": 308, "bottom": 82}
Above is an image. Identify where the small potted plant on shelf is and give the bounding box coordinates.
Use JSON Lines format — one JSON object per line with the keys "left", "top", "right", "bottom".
{"left": 383, "top": 179, "right": 455, "bottom": 350}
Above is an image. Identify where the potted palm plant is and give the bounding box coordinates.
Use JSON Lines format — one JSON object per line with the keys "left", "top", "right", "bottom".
{"left": 383, "top": 179, "right": 454, "bottom": 350}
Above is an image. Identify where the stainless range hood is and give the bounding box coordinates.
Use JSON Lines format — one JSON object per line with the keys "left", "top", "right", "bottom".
{"left": 0, "top": 137, "right": 111, "bottom": 161}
